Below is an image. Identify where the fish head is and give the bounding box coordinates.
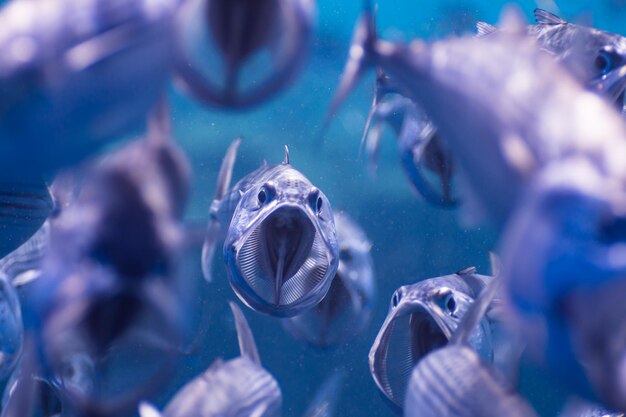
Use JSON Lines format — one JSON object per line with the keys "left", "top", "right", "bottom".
{"left": 369, "top": 274, "right": 492, "bottom": 407}
{"left": 226, "top": 166, "right": 339, "bottom": 317}
{"left": 281, "top": 211, "right": 374, "bottom": 347}
{"left": 560, "top": 28, "right": 626, "bottom": 104}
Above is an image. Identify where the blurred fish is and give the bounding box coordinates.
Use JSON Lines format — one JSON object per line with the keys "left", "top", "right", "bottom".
{"left": 173, "top": 0, "right": 314, "bottom": 109}
{"left": 0, "top": 0, "right": 180, "bottom": 178}
{"left": 330, "top": 4, "right": 626, "bottom": 410}
{"left": 369, "top": 267, "right": 513, "bottom": 408}
{"left": 202, "top": 139, "right": 339, "bottom": 317}
{"left": 477, "top": 9, "right": 626, "bottom": 109}
{"left": 559, "top": 400, "right": 624, "bottom": 417}
{"left": 360, "top": 72, "right": 457, "bottom": 207}
{"left": 2, "top": 346, "right": 96, "bottom": 417}
{"left": 282, "top": 211, "right": 374, "bottom": 347}
{"left": 404, "top": 270, "right": 538, "bottom": 417}
{"left": 139, "top": 301, "right": 281, "bottom": 417}
{"left": 0, "top": 272, "right": 24, "bottom": 382}
{"left": 0, "top": 220, "right": 49, "bottom": 287}
{"left": 357, "top": 8, "right": 626, "bottom": 210}
{"left": 139, "top": 302, "right": 343, "bottom": 417}
{"left": 0, "top": 182, "right": 52, "bottom": 259}
{"left": 21, "top": 101, "right": 190, "bottom": 416}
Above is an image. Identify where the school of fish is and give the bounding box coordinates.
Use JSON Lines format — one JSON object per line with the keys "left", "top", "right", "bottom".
{"left": 0, "top": 0, "right": 624, "bottom": 416}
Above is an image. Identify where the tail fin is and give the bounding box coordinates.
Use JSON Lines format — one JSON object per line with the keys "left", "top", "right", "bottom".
{"left": 321, "top": 4, "right": 378, "bottom": 134}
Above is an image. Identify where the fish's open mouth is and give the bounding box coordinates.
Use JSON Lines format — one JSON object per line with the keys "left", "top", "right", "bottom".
{"left": 371, "top": 306, "right": 449, "bottom": 407}
{"left": 236, "top": 205, "right": 330, "bottom": 307}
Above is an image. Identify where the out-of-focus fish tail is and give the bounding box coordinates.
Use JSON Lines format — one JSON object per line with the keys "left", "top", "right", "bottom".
{"left": 320, "top": 2, "right": 379, "bottom": 136}
{"left": 301, "top": 369, "right": 345, "bottom": 417}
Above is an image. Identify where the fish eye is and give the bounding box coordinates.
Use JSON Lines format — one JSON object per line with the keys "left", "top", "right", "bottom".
{"left": 257, "top": 183, "right": 276, "bottom": 206}
{"left": 443, "top": 293, "right": 456, "bottom": 314}
{"left": 308, "top": 188, "right": 322, "bottom": 214}
{"left": 391, "top": 291, "right": 401, "bottom": 307}
{"left": 596, "top": 50, "right": 615, "bottom": 75}
{"left": 339, "top": 248, "right": 353, "bottom": 263}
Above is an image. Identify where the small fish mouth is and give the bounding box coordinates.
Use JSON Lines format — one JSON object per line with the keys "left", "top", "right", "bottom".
{"left": 233, "top": 204, "right": 332, "bottom": 315}
{"left": 369, "top": 303, "right": 450, "bottom": 408}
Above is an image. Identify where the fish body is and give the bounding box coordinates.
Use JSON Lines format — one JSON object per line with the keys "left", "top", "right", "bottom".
{"left": 0, "top": 272, "right": 24, "bottom": 382}
{"left": 203, "top": 141, "right": 339, "bottom": 318}
{"left": 282, "top": 211, "right": 374, "bottom": 347}
{"left": 20, "top": 104, "right": 190, "bottom": 416}
{"left": 333, "top": 6, "right": 626, "bottom": 410}
{"left": 369, "top": 269, "right": 506, "bottom": 408}
{"left": 0, "top": 0, "right": 179, "bottom": 178}
{"left": 174, "top": 0, "right": 314, "bottom": 108}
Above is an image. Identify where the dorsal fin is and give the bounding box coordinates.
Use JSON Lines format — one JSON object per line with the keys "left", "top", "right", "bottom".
{"left": 228, "top": 301, "right": 261, "bottom": 365}
{"left": 451, "top": 274, "right": 501, "bottom": 346}
{"left": 215, "top": 138, "right": 241, "bottom": 201}
{"left": 456, "top": 266, "right": 477, "bottom": 276}
{"left": 534, "top": 8, "right": 566, "bottom": 25}
{"left": 476, "top": 21, "right": 497, "bottom": 37}
{"left": 283, "top": 145, "right": 290, "bottom": 165}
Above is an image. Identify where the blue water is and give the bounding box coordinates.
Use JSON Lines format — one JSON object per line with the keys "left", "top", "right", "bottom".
{"left": 156, "top": 1, "right": 626, "bottom": 416}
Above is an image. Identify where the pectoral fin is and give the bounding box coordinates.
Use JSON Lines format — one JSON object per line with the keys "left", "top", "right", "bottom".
{"left": 228, "top": 301, "right": 261, "bottom": 365}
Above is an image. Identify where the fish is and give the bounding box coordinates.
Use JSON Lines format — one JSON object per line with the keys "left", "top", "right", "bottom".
{"left": 368, "top": 267, "right": 514, "bottom": 409}
{"left": 559, "top": 401, "right": 624, "bottom": 417}
{"left": 0, "top": 181, "right": 52, "bottom": 260}
{"left": 357, "top": 8, "right": 626, "bottom": 211}
{"left": 173, "top": 0, "right": 314, "bottom": 109}
{"left": 477, "top": 9, "right": 626, "bottom": 110}
{"left": 404, "top": 269, "right": 539, "bottom": 417}
{"left": 282, "top": 211, "right": 374, "bottom": 347}
{"left": 0, "top": 0, "right": 180, "bottom": 179}
{"left": 330, "top": 4, "right": 626, "bottom": 410}
{"left": 140, "top": 301, "right": 282, "bottom": 417}
{"left": 2, "top": 346, "right": 96, "bottom": 417}
{"left": 202, "top": 139, "right": 339, "bottom": 317}
{"left": 0, "top": 220, "right": 49, "bottom": 287}
{"left": 139, "top": 302, "right": 344, "bottom": 417}
{"left": 0, "top": 272, "right": 24, "bottom": 382}
{"left": 20, "top": 100, "right": 191, "bottom": 417}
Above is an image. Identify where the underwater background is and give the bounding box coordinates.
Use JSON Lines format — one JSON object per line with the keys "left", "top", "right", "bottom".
{"left": 141, "top": 1, "right": 626, "bottom": 416}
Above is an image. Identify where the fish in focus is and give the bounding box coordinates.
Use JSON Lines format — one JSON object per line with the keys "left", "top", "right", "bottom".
{"left": 282, "top": 211, "right": 375, "bottom": 347}
{"left": 202, "top": 139, "right": 339, "bottom": 317}
{"left": 0, "top": 0, "right": 180, "bottom": 179}
{"left": 404, "top": 271, "right": 538, "bottom": 417}
{"left": 369, "top": 267, "right": 513, "bottom": 409}
{"left": 331, "top": 5, "right": 626, "bottom": 409}
{"left": 173, "top": 0, "right": 314, "bottom": 109}
{"left": 20, "top": 101, "right": 191, "bottom": 416}
{"left": 0, "top": 273, "right": 23, "bottom": 382}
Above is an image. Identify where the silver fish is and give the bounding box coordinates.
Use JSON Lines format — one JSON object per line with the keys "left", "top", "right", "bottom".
{"left": 369, "top": 268, "right": 511, "bottom": 408}
{"left": 202, "top": 139, "right": 339, "bottom": 317}
{"left": 23, "top": 101, "right": 190, "bottom": 417}
{"left": 332, "top": 5, "right": 626, "bottom": 410}
{"left": 0, "top": 182, "right": 52, "bottom": 260}
{"left": 0, "top": 272, "right": 23, "bottom": 382}
{"left": 478, "top": 9, "right": 626, "bottom": 109}
{"left": 559, "top": 400, "right": 624, "bottom": 417}
{"left": 173, "top": 0, "right": 314, "bottom": 109}
{"left": 0, "top": 220, "right": 49, "bottom": 287}
{"left": 282, "top": 211, "right": 375, "bottom": 347}
{"left": 404, "top": 272, "right": 538, "bottom": 417}
{"left": 357, "top": 8, "right": 626, "bottom": 211}
{"left": 139, "top": 302, "right": 343, "bottom": 417}
{"left": 0, "top": 0, "right": 179, "bottom": 178}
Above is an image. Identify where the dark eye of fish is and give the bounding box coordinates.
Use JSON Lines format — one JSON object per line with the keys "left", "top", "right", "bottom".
{"left": 308, "top": 188, "right": 322, "bottom": 214}
{"left": 339, "top": 248, "right": 353, "bottom": 263}
{"left": 257, "top": 184, "right": 276, "bottom": 205}
{"left": 391, "top": 291, "right": 401, "bottom": 307}
{"left": 444, "top": 293, "right": 456, "bottom": 314}
{"left": 596, "top": 50, "right": 617, "bottom": 75}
